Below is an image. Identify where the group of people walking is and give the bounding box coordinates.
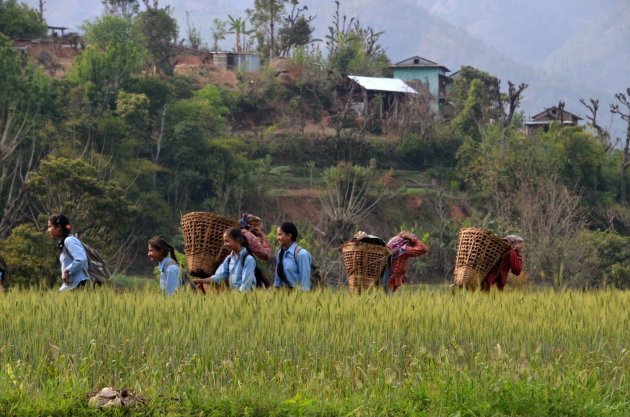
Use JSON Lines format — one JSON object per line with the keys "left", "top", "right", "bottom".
{"left": 46, "top": 212, "right": 523, "bottom": 295}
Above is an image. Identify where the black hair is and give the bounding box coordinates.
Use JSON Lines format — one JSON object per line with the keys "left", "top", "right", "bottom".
{"left": 224, "top": 227, "right": 253, "bottom": 256}
{"left": 279, "top": 222, "right": 298, "bottom": 242}
{"left": 148, "top": 236, "right": 178, "bottom": 264}
{"left": 49, "top": 213, "right": 72, "bottom": 255}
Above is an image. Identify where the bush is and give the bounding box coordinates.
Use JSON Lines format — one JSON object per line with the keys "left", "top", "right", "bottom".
{"left": 0, "top": 224, "right": 58, "bottom": 289}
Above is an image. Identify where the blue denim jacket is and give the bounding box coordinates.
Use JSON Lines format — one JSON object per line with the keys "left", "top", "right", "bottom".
{"left": 212, "top": 248, "right": 256, "bottom": 291}
{"left": 274, "top": 242, "right": 312, "bottom": 291}
{"left": 59, "top": 236, "right": 89, "bottom": 291}
{"left": 158, "top": 257, "right": 180, "bottom": 296}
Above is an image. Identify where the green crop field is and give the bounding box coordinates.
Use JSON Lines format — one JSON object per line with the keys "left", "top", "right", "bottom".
{"left": 0, "top": 288, "right": 628, "bottom": 416}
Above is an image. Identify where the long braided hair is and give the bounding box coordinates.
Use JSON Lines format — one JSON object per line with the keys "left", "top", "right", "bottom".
{"left": 49, "top": 214, "right": 72, "bottom": 256}
{"left": 147, "top": 236, "right": 178, "bottom": 264}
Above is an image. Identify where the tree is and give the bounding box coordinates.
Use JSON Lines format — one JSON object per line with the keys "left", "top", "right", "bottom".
{"left": 0, "top": 0, "right": 47, "bottom": 39}
{"left": 580, "top": 97, "right": 613, "bottom": 152}
{"left": 325, "top": 1, "right": 388, "bottom": 77}
{"left": 185, "top": 11, "right": 202, "bottom": 49}
{"left": 495, "top": 174, "right": 588, "bottom": 290}
{"left": 610, "top": 88, "right": 630, "bottom": 204}
{"left": 25, "top": 156, "right": 139, "bottom": 273}
{"left": 0, "top": 34, "right": 50, "bottom": 239}
{"left": 246, "top": 0, "right": 287, "bottom": 60}
{"left": 319, "top": 159, "right": 394, "bottom": 245}
{"left": 0, "top": 224, "right": 58, "bottom": 288}
{"left": 276, "top": 1, "right": 315, "bottom": 56}
{"left": 137, "top": 3, "right": 178, "bottom": 75}
{"left": 227, "top": 15, "right": 253, "bottom": 53}
{"left": 72, "top": 15, "right": 146, "bottom": 114}
{"left": 101, "top": 0, "right": 139, "bottom": 18}
{"left": 210, "top": 18, "right": 227, "bottom": 51}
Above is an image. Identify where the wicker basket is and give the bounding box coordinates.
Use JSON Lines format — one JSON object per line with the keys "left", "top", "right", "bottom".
{"left": 181, "top": 211, "right": 239, "bottom": 277}
{"left": 453, "top": 227, "right": 510, "bottom": 289}
{"left": 342, "top": 241, "right": 391, "bottom": 293}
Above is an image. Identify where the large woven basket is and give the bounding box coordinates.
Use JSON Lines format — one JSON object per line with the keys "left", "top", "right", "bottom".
{"left": 181, "top": 211, "right": 239, "bottom": 277}
{"left": 342, "top": 241, "right": 391, "bottom": 293}
{"left": 453, "top": 227, "right": 510, "bottom": 289}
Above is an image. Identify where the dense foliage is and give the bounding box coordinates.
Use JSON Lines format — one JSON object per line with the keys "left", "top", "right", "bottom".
{"left": 0, "top": 0, "right": 629, "bottom": 291}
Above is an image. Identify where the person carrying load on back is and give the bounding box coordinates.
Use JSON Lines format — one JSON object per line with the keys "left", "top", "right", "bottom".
{"left": 385, "top": 231, "right": 427, "bottom": 293}
{"left": 481, "top": 234, "right": 523, "bottom": 292}
{"left": 191, "top": 227, "right": 257, "bottom": 292}
{"left": 274, "top": 222, "right": 312, "bottom": 291}
{"left": 239, "top": 213, "right": 272, "bottom": 261}
{"left": 47, "top": 214, "right": 90, "bottom": 291}
{"left": 148, "top": 236, "right": 181, "bottom": 296}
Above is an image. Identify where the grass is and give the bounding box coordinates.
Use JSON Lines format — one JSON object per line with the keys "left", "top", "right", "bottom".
{"left": 0, "top": 287, "right": 628, "bottom": 416}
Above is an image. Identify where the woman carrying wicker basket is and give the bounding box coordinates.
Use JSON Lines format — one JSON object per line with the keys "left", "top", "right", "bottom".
{"left": 385, "top": 231, "right": 427, "bottom": 292}
{"left": 239, "top": 214, "right": 272, "bottom": 261}
{"left": 481, "top": 235, "right": 523, "bottom": 291}
{"left": 191, "top": 227, "right": 257, "bottom": 292}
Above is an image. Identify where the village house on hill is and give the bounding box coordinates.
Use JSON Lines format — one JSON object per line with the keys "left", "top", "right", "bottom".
{"left": 390, "top": 56, "right": 450, "bottom": 116}
{"left": 524, "top": 106, "right": 582, "bottom": 135}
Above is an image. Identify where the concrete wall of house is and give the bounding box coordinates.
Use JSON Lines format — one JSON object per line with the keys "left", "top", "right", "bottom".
{"left": 393, "top": 67, "right": 441, "bottom": 98}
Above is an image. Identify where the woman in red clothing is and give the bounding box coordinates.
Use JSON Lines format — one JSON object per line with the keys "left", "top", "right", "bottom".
{"left": 239, "top": 214, "right": 272, "bottom": 261}
{"left": 386, "top": 231, "right": 428, "bottom": 292}
{"left": 481, "top": 235, "right": 524, "bottom": 291}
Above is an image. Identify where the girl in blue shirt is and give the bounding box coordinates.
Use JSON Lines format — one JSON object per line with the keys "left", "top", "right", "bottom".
{"left": 192, "top": 227, "right": 257, "bottom": 292}
{"left": 274, "top": 222, "right": 312, "bottom": 291}
{"left": 47, "top": 214, "right": 90, "bottom": 291}
{"left": 148, "top": 236, "right": 181, "bottom": 296}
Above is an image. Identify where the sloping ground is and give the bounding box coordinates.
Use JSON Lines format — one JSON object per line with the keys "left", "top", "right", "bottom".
{"left": 12, "top": 39, "right": 81, "bottom": 77}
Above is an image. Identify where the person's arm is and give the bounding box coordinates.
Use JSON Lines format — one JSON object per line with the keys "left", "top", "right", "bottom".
{"left": 239, "top": 255, "right": 256, "bottom": 292}
{"left": 508, "top": 249, "right": 523, "bottom": 276}
{"left": 164, "top": 264, "right": 180, "bottom": 296}
{"left": 64, "top": 238, "right": 87, "bottom": 275}
{"left": 296, "top": 250, "right": 312, "bottom": 291}
{"left": 191, "top": 257, "right": 229, "bottom": 285}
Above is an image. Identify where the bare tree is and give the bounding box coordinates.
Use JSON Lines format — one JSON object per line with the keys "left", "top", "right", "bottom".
{"left": 319, "top": 159, "right": 394, "bottom": 245}
{"left": 611, "top": 88, "right": 630, "bottom": 204}
{"left": 495, "top": 174, "right": 588, "bottom": 290}
{"left": 581, "top": 97, "right": 613, "bottom": 152}
{"left": 502, "top": 81, "right": 528, "bottom": 128}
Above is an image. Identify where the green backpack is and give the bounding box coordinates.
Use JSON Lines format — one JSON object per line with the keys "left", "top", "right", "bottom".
{"left": 294, "top": 245, "right": 323, "bottom": 288}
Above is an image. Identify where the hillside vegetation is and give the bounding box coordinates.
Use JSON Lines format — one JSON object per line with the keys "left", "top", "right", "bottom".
{"left": 1, "top": 0, "right": 630, "bottom": 291}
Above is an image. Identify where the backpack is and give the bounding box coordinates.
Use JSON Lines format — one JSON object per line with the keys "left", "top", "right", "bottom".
{"left": 63, "top": 238, "right": 111, "bottom": 285}
{"left": 165, "top": 259, "right": 198, "bottom": 292}
{"left": 294, "top": 245, "right": 323, "bottom": 289}
{"left": 226, "top": 252, "right": 269, "bottom": 288}
{"left": 0, "top": 253, "right": 8, "bottom": 285}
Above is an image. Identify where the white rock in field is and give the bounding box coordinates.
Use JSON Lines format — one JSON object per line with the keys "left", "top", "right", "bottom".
{"left": 88, "top": 387, "right": 146, "bottom": 409}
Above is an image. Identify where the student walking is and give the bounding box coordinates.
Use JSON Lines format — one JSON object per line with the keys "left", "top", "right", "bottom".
{"left": 274, "top": 222, "right": 312, "bottom": 291}
{"left": 47, "top": 214, "right": 90, "bottom": 291}
{"left": 191, "top": 227, "right": 257, "bottom": 292}
{"left": 147, "top": 236, "right": 181, "bottom": 296}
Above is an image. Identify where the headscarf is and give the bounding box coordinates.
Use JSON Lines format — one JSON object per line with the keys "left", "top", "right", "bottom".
{"left": 387, "top": 232, "right": 418, "bottom": 259}
{"left": 239, "top": 213, "right": 262, "bottom": 229}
